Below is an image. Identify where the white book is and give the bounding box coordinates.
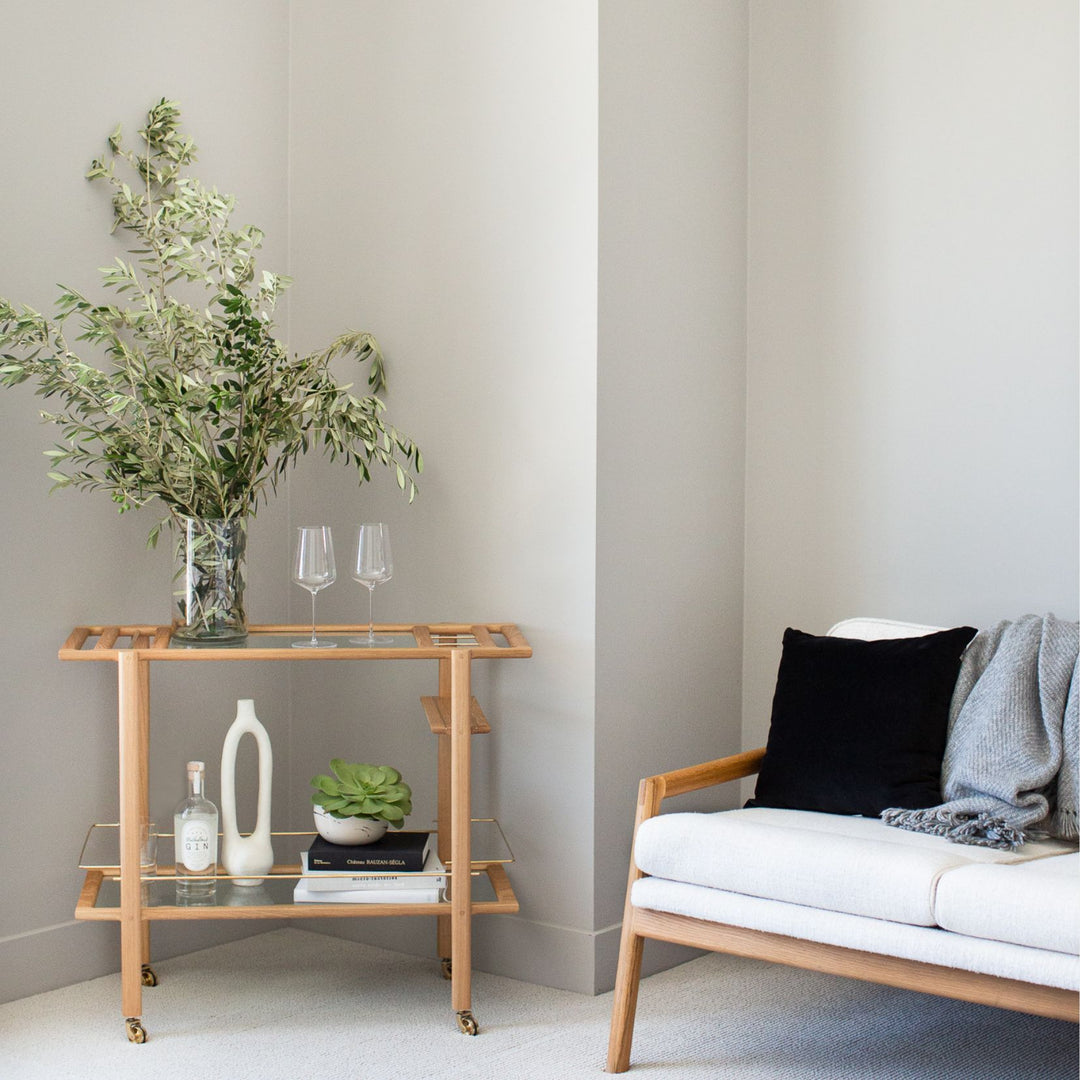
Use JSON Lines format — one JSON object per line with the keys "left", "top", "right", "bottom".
{"left": 298, "top": 848, "right": 447, "bottom": 892}
{"left": 293, "top": 880, "right": 443, "bottom": 904}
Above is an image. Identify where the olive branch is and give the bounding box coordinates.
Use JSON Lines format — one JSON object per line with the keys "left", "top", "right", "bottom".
{"left": 0, "top": 99, "right": 422, "bottom": 547}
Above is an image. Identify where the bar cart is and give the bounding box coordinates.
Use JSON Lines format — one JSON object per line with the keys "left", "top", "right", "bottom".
{"left": 62, "top": 622, "right": 531, "bottom": 1042}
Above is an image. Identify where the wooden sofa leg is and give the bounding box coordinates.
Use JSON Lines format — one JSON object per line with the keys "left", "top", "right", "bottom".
{"left": 607, "top": 917, "right": 646, "bottom": 1073}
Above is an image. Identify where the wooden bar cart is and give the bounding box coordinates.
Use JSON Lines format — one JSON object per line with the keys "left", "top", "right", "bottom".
{"left": 62, "top": 622, "right": 531, "bottom": 1043}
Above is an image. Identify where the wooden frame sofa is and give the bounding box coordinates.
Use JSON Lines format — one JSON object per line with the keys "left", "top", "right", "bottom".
{"left": 606, "top": 618, "right": 1080, "bottom": 1073}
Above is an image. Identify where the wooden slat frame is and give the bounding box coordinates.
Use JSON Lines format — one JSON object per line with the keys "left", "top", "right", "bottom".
{"left": 634, "top": 908, "right": 1079, "bottom": 1021}
{"left": 420, "top": 695, "right": 491, "bottom": 735}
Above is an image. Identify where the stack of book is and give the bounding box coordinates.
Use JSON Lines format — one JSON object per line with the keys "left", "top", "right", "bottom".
{"left": 293, "top": 831, "right": 446, "bottom": 904}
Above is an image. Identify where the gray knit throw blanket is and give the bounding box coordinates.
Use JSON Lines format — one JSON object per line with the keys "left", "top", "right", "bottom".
{"left": 882, "top": 614, "right": 1079, "bottom": 850}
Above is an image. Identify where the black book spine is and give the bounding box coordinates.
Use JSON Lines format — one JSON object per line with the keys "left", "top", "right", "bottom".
{"left": 308, "top": 854, "right": 425, "bottom": 871}
{"left": 307, "top": 836, "right": 430, "bottom": 872}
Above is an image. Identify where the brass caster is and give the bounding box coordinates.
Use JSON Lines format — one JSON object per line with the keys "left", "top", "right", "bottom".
{"left": 456, "top": 1010, "right": 479, "bottom": 1036}
{"left": 440, "top": 957, "right": 453, "bottom": 980}
{"left": 125, "top": 1018, "right": 148, "bottom": 1044}
{"left": 141, "top": 965, "right": 158, "bottom": 987}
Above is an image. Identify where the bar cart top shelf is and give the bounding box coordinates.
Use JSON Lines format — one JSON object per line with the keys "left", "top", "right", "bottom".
{"left": 60, "top": 623, "right": 532, "bottom": 662}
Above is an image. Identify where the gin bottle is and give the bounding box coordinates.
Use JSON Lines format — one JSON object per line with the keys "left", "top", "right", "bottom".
{"left": 173, "top": 760, "right": 219, "bottom": 900}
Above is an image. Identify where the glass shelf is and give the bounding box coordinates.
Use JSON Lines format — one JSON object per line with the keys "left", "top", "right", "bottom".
{"left": 168, "top": 630, "right": 422, "bottom": 652}
{"left": 84, "top": 868, "right": 508, "bottom": 912}
{"left": 79, "top": 819, "right": 514, "bottom": 881}
{"left": 59, "top": 622, "right": 531, "bottom": 661}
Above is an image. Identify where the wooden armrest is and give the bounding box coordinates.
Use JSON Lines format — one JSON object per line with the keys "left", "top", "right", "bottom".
{"left": 649, "top": 746, "right": 765, "bottom": 799}
{"left": 635, "top": 747, "right": 766, "bottom": 825}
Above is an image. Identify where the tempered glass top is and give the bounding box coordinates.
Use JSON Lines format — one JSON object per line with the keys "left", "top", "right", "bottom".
{"left": 168, "top": 629, "right": 443, "bottom": 652}
{"left": 60, "top": 624, "right": 530, "bottom": 661}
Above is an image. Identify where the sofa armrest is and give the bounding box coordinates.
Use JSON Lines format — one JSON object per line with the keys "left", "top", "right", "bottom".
{"left": 633, "top": 746, "right": 766, "bottom": 829}
{"left": 625, "top": 746, "right": 766, "bottom": 893}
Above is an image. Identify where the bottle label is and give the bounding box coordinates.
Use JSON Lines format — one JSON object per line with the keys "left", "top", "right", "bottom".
{"left": 180, "top": 821, "right": 214, "bottom": 872}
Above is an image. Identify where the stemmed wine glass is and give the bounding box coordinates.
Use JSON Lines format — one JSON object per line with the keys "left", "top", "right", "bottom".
{"left": 350, "top": 523, "right": 393, "bottom": 646}
{"left": 292, "top": 525, "right": 337, "bottom": 649}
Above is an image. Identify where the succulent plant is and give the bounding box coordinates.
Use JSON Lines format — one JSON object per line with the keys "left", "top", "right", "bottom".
{"left": 311, "top": 760, "right": 413, "bottom": 828}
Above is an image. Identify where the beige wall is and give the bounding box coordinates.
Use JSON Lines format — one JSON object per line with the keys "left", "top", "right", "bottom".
{"left": 0, "top": 0, "right": 1075, "bottom": 1006}
{"left": 595, "top": 0, "right": 749, "bottom": 989}
{"left": 742, "top": 1, "right": 1079, "bottom": 755}
{"left": 284, "top": 0, "right": 602, "bottom": 990}
{"left": 0, "top": 2, "right": 293, "bottom": 1003}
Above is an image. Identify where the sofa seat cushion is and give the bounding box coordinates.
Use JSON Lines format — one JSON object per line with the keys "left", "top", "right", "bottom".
{"left": 633, "top": 807, "right": 1073, "bottom": 928}
{"left": 630, "top": 875, "right": 1080, "bottom": 991}
{"left": 933, "top": 852, "right": 1080, "bottom": 954}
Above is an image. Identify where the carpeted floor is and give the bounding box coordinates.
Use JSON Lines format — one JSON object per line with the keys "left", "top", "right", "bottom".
{"left": 0, "top": 928, "right": 1075, "bottom": 1079}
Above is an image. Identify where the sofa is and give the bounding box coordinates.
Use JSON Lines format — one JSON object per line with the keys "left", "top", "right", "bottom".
{"left": 606, "top": 617, "right": 1079, "bottom": 1073}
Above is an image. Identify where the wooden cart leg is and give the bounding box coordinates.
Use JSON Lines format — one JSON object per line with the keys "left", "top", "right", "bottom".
{"left": 436, "top": 659, "right": 453, "bottom": 977}
{"left": 138, "top": 665, "right": 157, "bottom": 989}
{"left": 449, "top": 648, "right": 477, "bottom": 1034}
{"left": 118, "top": 653, "right": 148, "bottom": 1039}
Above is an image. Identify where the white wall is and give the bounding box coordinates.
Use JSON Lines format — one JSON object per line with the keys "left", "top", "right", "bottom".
{"left": 0, "top": 2, "right": 293, "bottom": 1003}
{"left": 286, "top": 1, "right": 601, "bottom": 990}
{"left": 743, "top": 1, "right": 1079, "bottom": 752}
{"left": 1, "top": 0, "right": 1075, "bottom": 1009}
{"left": 595, "top": 0, "right": 749, "bottom": 990}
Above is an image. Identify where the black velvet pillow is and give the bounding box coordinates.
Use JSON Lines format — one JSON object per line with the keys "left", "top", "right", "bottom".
{"left": 747, "top": 625, "right": 978, "bottom": 816}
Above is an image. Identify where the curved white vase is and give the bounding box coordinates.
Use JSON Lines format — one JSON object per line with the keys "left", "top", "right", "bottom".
{"left": 220, "top": 699, "right": 274, "bottom": 886}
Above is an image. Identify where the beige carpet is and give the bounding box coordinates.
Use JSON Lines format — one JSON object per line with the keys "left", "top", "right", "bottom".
{"left": 0, "top": 928, "right": 1075, "bottom": 1079}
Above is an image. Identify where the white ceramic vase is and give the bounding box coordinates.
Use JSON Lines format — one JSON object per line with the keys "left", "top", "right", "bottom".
{"left": 313, "top": 806, "right": 388, "bottom": 845}
{"left": 220, "top": 699, "right": 274, "bottom": 885}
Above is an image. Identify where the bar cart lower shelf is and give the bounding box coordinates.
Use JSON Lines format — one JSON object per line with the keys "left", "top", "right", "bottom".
{"left": 61, "top": 622, "right": 531, "bottom": 1042}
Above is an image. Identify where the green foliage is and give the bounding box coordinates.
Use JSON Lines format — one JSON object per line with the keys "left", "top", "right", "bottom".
{"left": 0, "top": 99, "right": 422, "bottom": 545}
{"left": 311, "top": 760, "right": 413, "bottom": 828}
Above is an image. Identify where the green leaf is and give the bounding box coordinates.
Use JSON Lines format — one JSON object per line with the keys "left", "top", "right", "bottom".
{"left": 0, "top": 101, "right": 421, "bottom": 538}
{"left": 311, "top": 774, "right": 341, "bottom": 796}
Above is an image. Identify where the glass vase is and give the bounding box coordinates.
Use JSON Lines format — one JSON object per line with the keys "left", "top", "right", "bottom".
{"left": 172, "top": 517, "right": 248, "bottom": 643}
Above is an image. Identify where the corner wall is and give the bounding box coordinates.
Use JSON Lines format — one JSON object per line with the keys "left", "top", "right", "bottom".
{"left": 743, "top": 1, "right": 1080, "bottom": 751}
{"left": 286, "top": 1, "right": 601, "bottom": 991}
{"left": 595, "top": 0, "right": 749, "bottom": 991}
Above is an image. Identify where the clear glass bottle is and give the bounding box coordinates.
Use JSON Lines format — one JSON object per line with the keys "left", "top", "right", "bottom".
{"left": 173, "top": 760, "right": 219, "bottom": 901}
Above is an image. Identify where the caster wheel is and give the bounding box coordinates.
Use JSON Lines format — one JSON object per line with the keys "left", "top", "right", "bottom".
{"left": 141, "top": 965, "right": 158, "bottom": 987}
{"left": 440, "top": 958, "right": 453, "bottom": 980}
{"left": 125, "top": 1018, "right": 148, "bottom": 1044}
{"left": 456, "top": 1010, "right": 479, "bottom": 1036}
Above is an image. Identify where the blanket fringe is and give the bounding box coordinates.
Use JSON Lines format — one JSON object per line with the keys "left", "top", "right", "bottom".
{"left": 880, "top": 807, "right": 1027, "bottom": 850}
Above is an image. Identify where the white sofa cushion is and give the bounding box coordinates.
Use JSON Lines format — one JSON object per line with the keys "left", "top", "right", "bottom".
{"left": 631, "top": 875, "right": 1080, "bottom": 991}
{"left": 633, "top": 807, "right": 1073, "bottom": 928}
{"left": 933, "top": 852, "right": 1080, "bottom": 955}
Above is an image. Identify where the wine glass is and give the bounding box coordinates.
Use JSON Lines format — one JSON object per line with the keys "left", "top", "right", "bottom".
{"left": 292, "top": 525, "right": 337, "bottom": 649}
{"left": 350, "top": 523, "right": 394, "bottom": 646}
